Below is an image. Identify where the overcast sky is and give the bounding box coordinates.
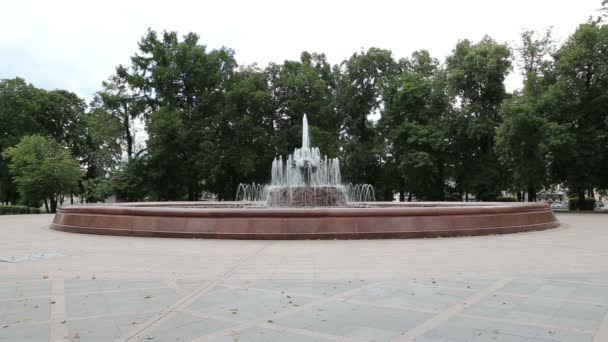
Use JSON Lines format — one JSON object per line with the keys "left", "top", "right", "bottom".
{"left": 0, "top": 0, "right": 603, "bottom": 101}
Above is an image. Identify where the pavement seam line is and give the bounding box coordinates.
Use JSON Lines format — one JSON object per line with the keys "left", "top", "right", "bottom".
{"left": 189, "top": 281, "right": 384, "bottom": 341}
{"left": 393, "top": 277, "right": 513, "bottom": 341}
{"left": 49, "top": 278, "right": 69, "bottom": 341}
{"left": 115, "top": 242, "right": 274, "bottom": 341}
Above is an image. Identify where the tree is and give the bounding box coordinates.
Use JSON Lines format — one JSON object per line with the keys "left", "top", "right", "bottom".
{"left": 495, "top": 30, "right": 558, "bottom": 201}
{"left": 78, "top": 108, "right": 123, "bottom": 179}
{"left": 2, "top": 135, "right": 81, "bottom": 212}
{"left": 112, "top": 157, "right": 152, "bottom": 202}
{"left": 496, "top": 95, "right": 565, "bottom": 201}
{"left": 336, "top": 48, "right": 397, "bottom": 188}
{"left": 600, "top": 0, "right": 607, "bottom": 21}
{"left": 37, "top": 89, "right": 87, "bottom": 157}
{"left": 0, "top": 78, "right": 45, "bottom": 204}
{"left": 126, "top": 29, "right": 237, "bottom": 200}
{"left": 380, "top": 50, "right": 451, "bottom": 200}
{"left": 92, "top": 68, "right": 145, "bottom": 161}
{"left": 446, "top": 37, "right": 512, "bottom": 200}
{"left": 545, "top": 21, "right": 608, "bottom": 208}
{"left": 212, "top": 66, "right": 276, "bottom": 199}
{"left": 81, "top": 177, "right": 113, "bottom": 203}
{"left": 267, "top": 52, "right": 340, "bottom": 158}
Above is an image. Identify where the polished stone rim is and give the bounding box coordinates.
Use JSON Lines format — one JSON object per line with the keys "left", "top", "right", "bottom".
{"left": 50, "top": 201, "right": 559, "bottom": 240}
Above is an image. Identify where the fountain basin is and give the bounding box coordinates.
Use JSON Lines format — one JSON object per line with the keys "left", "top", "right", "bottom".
{"left": 50, "top": 202, "right": 559, "bottom": 239}
{"left": 268, "top": 186, "right": 347, "bottom": 207}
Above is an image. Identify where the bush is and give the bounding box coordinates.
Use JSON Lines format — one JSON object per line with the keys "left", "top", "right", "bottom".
{"left": 496, "top": 196, "right": 518, "bottom": 202}
{"left": 568, "top": 197, "right": 596, "bottom": 211}
{"left": 0, "top": 205, "right": 42, "bottom": 215}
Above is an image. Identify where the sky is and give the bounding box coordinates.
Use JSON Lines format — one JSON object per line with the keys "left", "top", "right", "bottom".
{"left": 0, "top": 0, "right": 604, "bottom": 102}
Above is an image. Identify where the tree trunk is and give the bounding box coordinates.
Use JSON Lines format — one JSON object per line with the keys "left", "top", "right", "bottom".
{"left": 578, "top": 189, "right": 586, "bottom": 210}
{"left": 124, "top": 105, "right": 133, "bottom": 160}
{"left": 70, "top": 194, "right": 74, "bottom": 205}
{"left": 437, "top": 160, "right": 445, "bottom": 201}
{"left": 43, "top": 199, "right": 49, "bottom": 213}
{"left": 516, "top": 191, "right": 522, "bottom": 202}
{"left": 465, "top": 192, "right": 469, "bottom": 202}
{"left": 527, "top": 186, "right": 536, "bottom": 202}
{"left": 50, "top": 196, "right": 58, "bottom": 213}
{"left": 399, "top": 191, "right": 405, "bottom": 202}
{"left": 407, "top": 192, "right": 413, "bottom": 202}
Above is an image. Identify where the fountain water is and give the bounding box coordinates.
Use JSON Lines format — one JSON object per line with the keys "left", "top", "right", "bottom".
{"left": 236, "top": 115, "right": 374, "bottom": 207}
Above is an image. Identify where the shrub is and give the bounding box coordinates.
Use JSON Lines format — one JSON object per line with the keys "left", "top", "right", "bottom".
{"left": 496, "top": 196, "right": 518, "bottom": 202}
{"left": 568, "top": 197, "right": 596, "bottom": 211}
{"left": 0, "top": 205, "right": 41, "bottom": 215}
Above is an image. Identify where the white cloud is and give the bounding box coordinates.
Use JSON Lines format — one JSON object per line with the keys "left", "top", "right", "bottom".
{"left": 0, "top": 0, "right": 602, "bottom": 99}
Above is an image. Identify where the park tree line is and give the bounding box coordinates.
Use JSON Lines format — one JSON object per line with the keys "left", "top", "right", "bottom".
{"left": 1, "top": 4, "right": 608, "bottom": 211}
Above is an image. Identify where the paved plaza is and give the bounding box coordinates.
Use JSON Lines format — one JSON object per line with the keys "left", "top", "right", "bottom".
{"left": 0, "top": 213, "right": 607, "bottom": 341}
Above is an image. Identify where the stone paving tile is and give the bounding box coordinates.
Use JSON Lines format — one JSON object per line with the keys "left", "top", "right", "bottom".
{"left": 66, "top": 286, "right": 179, "bottom": 318}
{"left": 463, "top": 283, "right": 608, "bottom": 334}
{"left": 0, "top": 297, "right": 51, "bottom": 325}
{"left": 275, "top": 300, "right": 432, "bottom": 340}
{"left": 500, "top": 278, "right": 584, "bottom": 298}
{"left": 64, "top": 279, "right": 166, "bottom": 294}
{"left": 137, "top": 312, "right": 236, "bottom": 341}
{"left": 0, "top": 280, "right": 50, "bottom": 300}
{"left": 0, "top": 323, "right": 49, "bottom": 341}
{"left": 247, "top": 280, "right": 365, "bottom": 298}
{"left": 188, "top": 286, "right": 315, "bottom": 321}
{"left": 208, "top": 326, "right": 324, "bottom": 342}
{"left": 570, "top": 284, "right": 608, "bottom": 304}
{"left": 464, "top": 293, "right": 556, "bottom": 324}
{"left": 422, "top": 315, "right": 594, "bottom": 342}
{"left": 550, "top": 301, "right": 606, "bottom": 331}
{"left": 541, "top": 272, "right": 608, "bottom": 285}
{"left": 347, "top": 282, "right": 472, "bottom": 312}
{"left": 499, "top": 277, "right": 608, "bottom": 306}
{"left": 68, "top": 312, "right": 153, "bottom": 341}
{"left": 410, "top": 277, "right": 498, "bottom": 291}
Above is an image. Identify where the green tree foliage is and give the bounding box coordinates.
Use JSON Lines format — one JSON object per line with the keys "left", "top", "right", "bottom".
{"left": 129, "top": 30, "right": 238, "bottom": 200}
{"left": 545, "top": 21, "right": 608, "bottom": 208}
{"left": 0, "top": 78, "right": 44, "bottom": 204}
{"left": 2, "top": 135, "right": 81, "bottom": 212}
{"left": 81, "top": 177, "right": 114, "bottom": 203}
{"left": 0, "top": 78, "right": 121, "bottom": 204}
{"left": 37, "top": 89, "right": 87, "bottom": 157}
{"left": 380, "top": 50, "right": 450, "bottom": 200}
{"left": 91, "top": 69, "right": 146, "bottom": 161}
{"left": 112, "top": 158, "right": 151, "bottom": 202}
{"left": 446, "top": 37, "right": 512, "bottom": 200}
{"left": 495, "top": 30, "right": 562, "bottom": 202}
{"left": 214, "top": 66, "right": 276, "bottom": 199}
{"left": 336, "top": 48, "right": 397, "bottom": 188}
{"left": 267, "top": 52, "right": 340, "bottom": 157}
{"left": 496, "top": 95, "right": 565, "bottom": 201}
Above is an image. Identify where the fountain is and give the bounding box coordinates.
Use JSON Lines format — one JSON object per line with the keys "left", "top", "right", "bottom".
{"left": 236, "top": 115, "right": 373, "bottom": 207}
{"left": 50, "top": 114, "right": 559, "bottom": 239}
